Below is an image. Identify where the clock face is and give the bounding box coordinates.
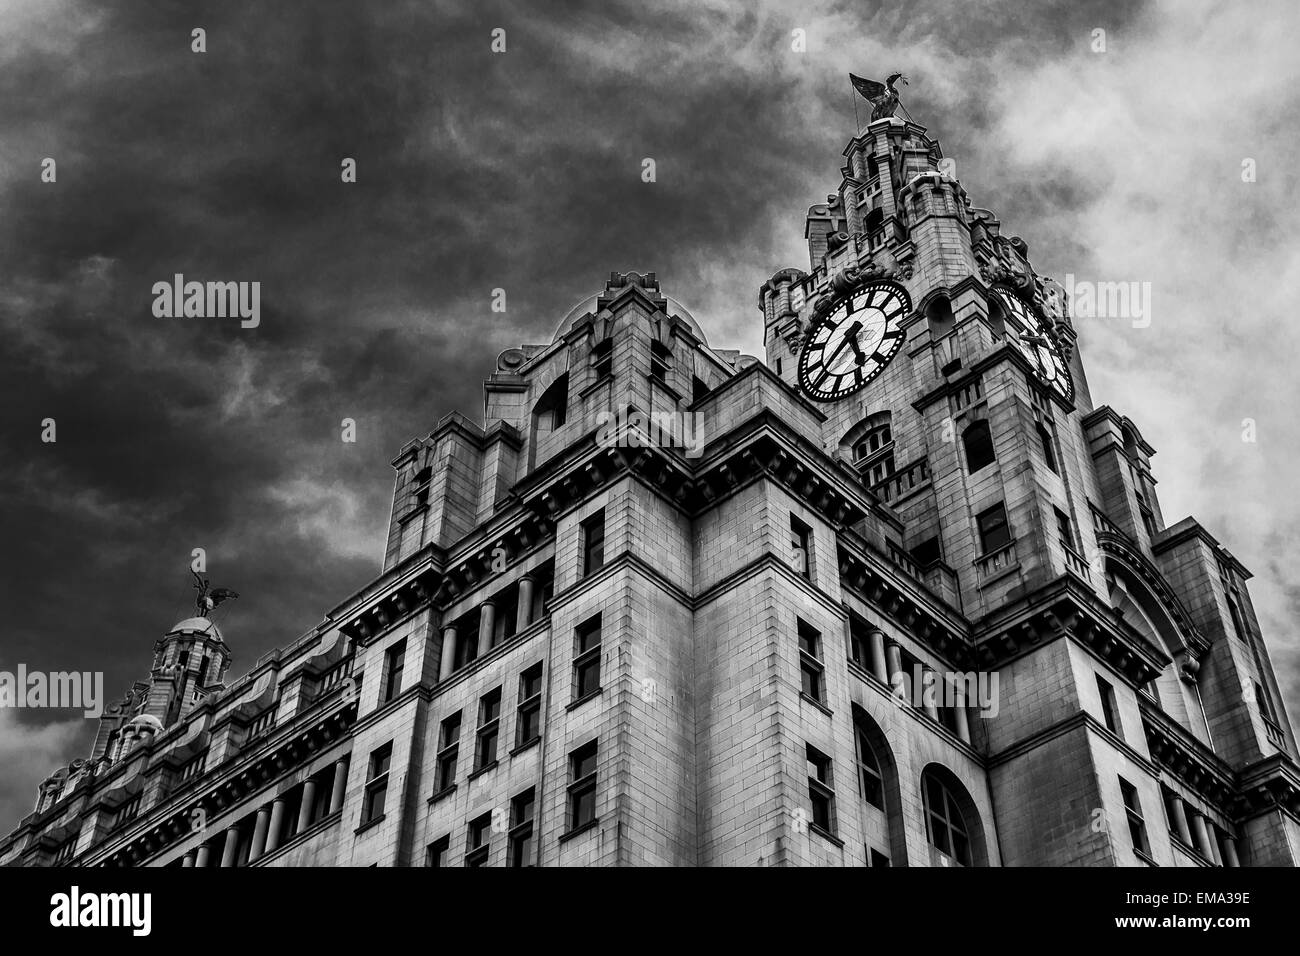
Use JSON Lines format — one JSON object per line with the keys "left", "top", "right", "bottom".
{"left": 797, "top": 281, "right": 910, "bottom": 401}
{"left": 994, "top": 288, "right": 1074, "bottom": 403}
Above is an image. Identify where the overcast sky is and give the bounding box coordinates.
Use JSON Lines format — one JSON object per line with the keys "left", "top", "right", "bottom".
{"left": 2, "top": 0, "right": 1298, "bottom": 832}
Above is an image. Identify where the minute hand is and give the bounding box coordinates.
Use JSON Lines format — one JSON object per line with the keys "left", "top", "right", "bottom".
{"left": 824, "top": 320, "right": 862, "bottom": 369}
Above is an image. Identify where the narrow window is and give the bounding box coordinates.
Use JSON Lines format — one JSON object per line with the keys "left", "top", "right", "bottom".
{"left": 592, "top": 339, "right": 612, "bottom": 381}
{"left": 1119, "top": 777, "right": 1150, "bottom": 858}
{"left": 434, "top": 712, "right": 461, "bottom": 793}
{"left": 474, "top": 688, "right": 502, "bottom": 771}
{"left": 516, "top": 663, "right": 543, "bottom": 748}
{"left": 806, "top": 744, "right": 836, "bottom": 836}
{"left": 797, "top": 619, "right": 824, "bottom": 704}
{"left": 568, "top": 740, "right": 599, "bottom": 831}
{"left": 574, "top": 615, "right": 602, "bottom": 701}
{"left": 381, "top": 639, "right": 406, "bottom": 704}
{"left": 361, "top": 742, "right": 392, "bottom": 826}
{"left": 465, "top": 812, "right": 492, "bottom": 867}
{"left": 1096, "top": 674, "right": 1122, "bottom": 738}
{"left": 1037, "top": 422, "right": 1058, "bottom": 473}
{"left": 976, "top": 503, "right": 1012, "bottom": 554}
{"left": 581, "top": 510, "right": 605, "bottom": 577}
{"left": 1055, "top": 507, "right": 1076, "bottom": 552}
{"left": 789, "top": 514, "right": 812, "bottom": 579}
{"left": 847, "top": 614, "right": 873, "bottom": 672}
{"left": 509, "top": 787, "right": 536, "bottom": 867}
{"left": 963, "top": 419, "right": 996, "bottom": 472}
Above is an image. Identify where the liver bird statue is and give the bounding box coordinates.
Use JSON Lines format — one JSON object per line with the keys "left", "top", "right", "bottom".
{"left": 192, "top": 570, "right": 239, "bottom": 618}
{"left": 850, "top": 72, "right": 909, "bottom": 121}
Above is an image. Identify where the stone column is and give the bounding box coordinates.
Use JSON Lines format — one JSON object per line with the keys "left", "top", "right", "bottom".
{"left": 517, "top": 576, "right": 535, "bottom": 632}
{"left": 479, "top": 599, "right": 496, "bottom": 651}
{"left": 219, "top": 824, "right": 241, "bottom": 868}
{"left": 1222, "top": 836, "right": 1240, "bottom": 868}
{"left": 953, "top": 680, "right": 972, "bottom": 744}
{"left": 921, "top": 667, "right": 940, "bottom": 721}
{"left": 265, "top": 797, "right": 288, "bottom": 854}
{"left": 868, "top": 628, "right": 888, "bottom": 684}
{"left": 329, "top": 756, "right": 350, "bottom": 815}
{"left": 248, "top": 805, "right": 272, "bottom": 863}
{"left": 1170, "top": 796, "right": 1192, "bottom": 846}
{"left": 438, "top": 625, "right": 459, "bottom": 680}
{"left": 1206, "top": 824, "right": 1223, "bottom": 866}
{"left": 195, "top": 842, "right": 211, "bottom": 868}
{"left": 886, "top": 642, "right": 903, "bottom": 686}
{"left": 1190, "top": 812, "right": 1213, "bottom": 860}
{"left": 181, "top": 850, "right": 195, "bottom": 867}
{"left": 297, "top": 779, "right": 318, "bottom": 834}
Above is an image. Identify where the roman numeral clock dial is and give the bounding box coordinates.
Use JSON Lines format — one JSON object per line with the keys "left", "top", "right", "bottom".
{"left": 993, "top": 288, "right": 1075, "bottom": 403}
{"left": 797, "top": 280, "right": 911, "bottom": 401}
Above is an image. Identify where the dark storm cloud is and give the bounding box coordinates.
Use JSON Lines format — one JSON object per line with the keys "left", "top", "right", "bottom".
{"left": 3, "top": 0, "right": 1299, "bottom": 828}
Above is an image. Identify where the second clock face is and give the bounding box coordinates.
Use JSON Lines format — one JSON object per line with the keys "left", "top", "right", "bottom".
{"left": 798, "top": 281, "right": 910, "bottom": 401}
{"left": 994, "top": 288, "right": 1074, "bottom": 403}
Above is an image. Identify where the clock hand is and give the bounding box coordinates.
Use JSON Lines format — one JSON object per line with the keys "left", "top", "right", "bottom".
{"left": 847, "top": 335, "right": 867, "bottom": 366}
{"left": 824, "top": 320, "right": 863, "bottom": 369}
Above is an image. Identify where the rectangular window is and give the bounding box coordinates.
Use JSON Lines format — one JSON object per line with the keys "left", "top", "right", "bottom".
{"left": 426, "top": 835, "right": 450, "bottom": 867}
{"left": 1119, "top": 776, "right": 1150, "bottom": 858}
{"left": 568, "top": 740, "right": 599, "bottom": 831}
{"left": 1254, "top": 680, "right": 1278, "bottom": 724}
{"left": 847, "top": 614, "right": 873, "bottom": 672}
{"left": 789, "top": 514, "right": 812, "bottom": 579}
{"left": 516, "top": 662, "right": 544, "bottom": 748}
{"left": 509, "top": 787, "right": 536, "bottom": 867}
{"left": 574, "top": 614, "right": 602, "bottom": 701}
{"left": 976, "top": 503, "right": 1012, "bottom": 554}
{"left": 361, "top": 742, "right": 392, "bottom": 825}
{"left": 806, "top": 744, "right": 836, "bottom": 836}
{"left": 581, "top": 510, "right": 605, "bottom": 577}
{"left": 475, "top": 688, "right": 502, "bottom": 771}
{"left": 434, "top": 712, "right": 461, "bottom": 793}
{"left": 1227, "top": 594, "right": 1248, "bottom": 641}
{"left": 870, "top": 848, "right": 890, "bottom": 868}
{"left": 1037, "top": 423, "right": 1058, "bottom": 474}
{"left": 592, "top": 338, "right": 612, "bottom": 381}
{"left": 1096, "top": 674, "right": 1122, "bottom": 738}
{"left": 910, "top": 536, "right": 942, "bottom": 567}
{"left": 797, "top": 619, "right": 824, "bottom": 704}
{"left": 381, "top": 639, "right": 406, "bottom": 704}
{"left": 1055, "top": 507, "right": 1075, "bottom": 552}
{"left": 465, "top": 812, "right": 492, "bottom": 867}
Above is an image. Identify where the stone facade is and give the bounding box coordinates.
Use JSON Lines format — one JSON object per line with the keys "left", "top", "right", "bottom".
{"left": 4, "top": 112, "right": 1297, "bottom": 869}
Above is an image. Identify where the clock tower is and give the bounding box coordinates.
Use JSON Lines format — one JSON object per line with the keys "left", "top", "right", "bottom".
{"left": 756, "top": 80, "right": 1299, "bottom": 865}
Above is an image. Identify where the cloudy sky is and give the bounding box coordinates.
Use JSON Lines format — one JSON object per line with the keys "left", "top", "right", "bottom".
{"left": 2, "top": 0, "right": 1298, "bottom": 831}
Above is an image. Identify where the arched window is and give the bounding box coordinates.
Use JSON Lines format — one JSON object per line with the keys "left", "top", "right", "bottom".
{"left": 963, "top": 419, "right": 996, "bottom": 472}
{"left": 986, "top": 295, "right": 1007, "bottom": 340}
{"left": 866, "top": 154, "right": 879, "bottom": 180}
{"left": 922, "top": 770, "right": 972, "bottom": 866}
{"left": 844, "top": 413, "right": 895, "bottom": 487}
{"left": 853, "top": 707, "right": 907, "bottom": 865}
{"left": 533, "top": 374, "right": 568, "bottom": 430}
{"left": 925, "top": 294, "right": 955, "bottom": 339}
{"left": 855, "top": 723, "right": 884, "bottom": 811}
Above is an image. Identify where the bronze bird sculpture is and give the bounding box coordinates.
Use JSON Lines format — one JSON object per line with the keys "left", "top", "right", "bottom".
{"left": 850, "top": 72, "right": 909, "bottom": 121}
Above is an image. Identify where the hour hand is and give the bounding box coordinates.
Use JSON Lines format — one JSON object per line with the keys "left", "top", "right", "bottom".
{"left": 847, "top": 334, "right": 867, "bottom": 365}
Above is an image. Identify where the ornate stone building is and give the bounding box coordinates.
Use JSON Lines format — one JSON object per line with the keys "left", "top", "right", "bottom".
{"left": 4, "top": 102, "right": 1297, "bottom": 868}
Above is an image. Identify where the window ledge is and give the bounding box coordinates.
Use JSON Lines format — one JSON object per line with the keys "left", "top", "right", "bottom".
{"left": 559, "top": 818, "right": 600, "bottom": 844}
{"left": 467, "top": 760, "right": 499, "bottom": 782}
{"left": 427, "top": 785, "right": 457, "bottom": 805}
{"left": 511, "top": 737, "right": 540, "bottom": 757}
{"left": 809, "top": 824, "right": 844, "bottom": 848}
{"left": 354, "top": 813, "right": 386, "bottom": 836}
{"left": 1135, "top": 848, "right": 1158, "bottom": 867}
{"left": 567, "top": 688, "right": 603, "bottom": 712}
{"left": 799, "top": 692, "right": 833, "bottom": 718}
